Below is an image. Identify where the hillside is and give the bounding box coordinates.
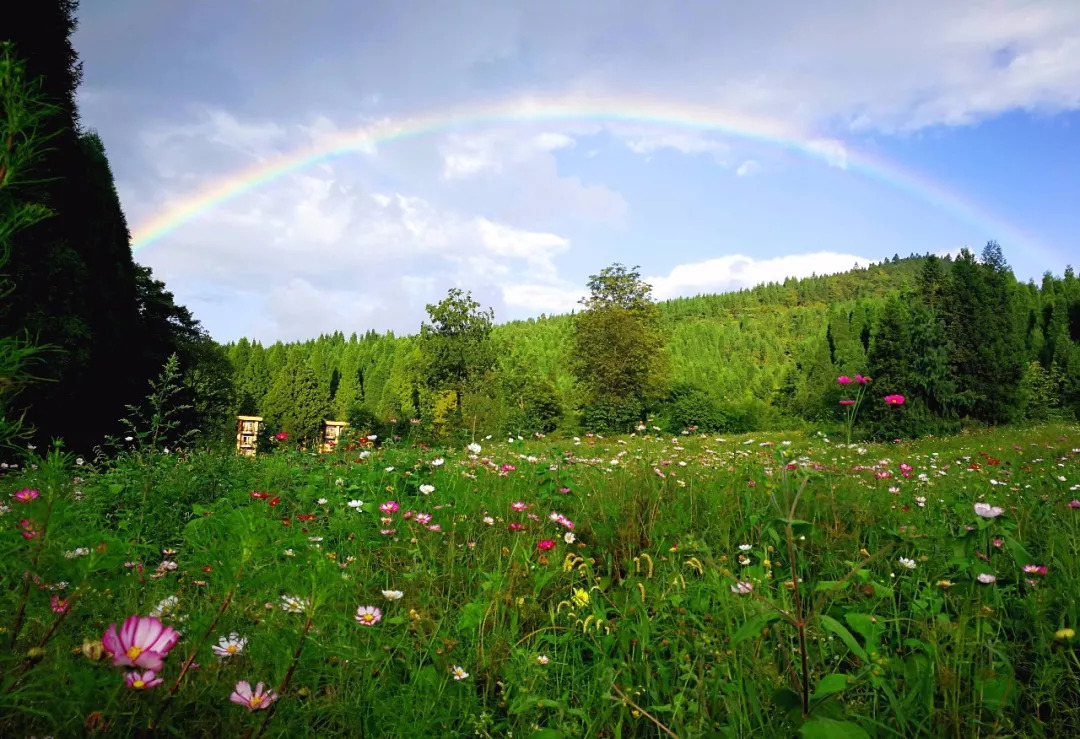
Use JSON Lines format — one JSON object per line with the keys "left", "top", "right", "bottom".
{"left": 225, "top": 250, "right": 1080, "bottom": 437}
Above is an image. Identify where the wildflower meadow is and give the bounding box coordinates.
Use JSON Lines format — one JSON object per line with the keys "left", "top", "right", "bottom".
{"left": 2, "top": 421, "right": 1079, "bottom": 737}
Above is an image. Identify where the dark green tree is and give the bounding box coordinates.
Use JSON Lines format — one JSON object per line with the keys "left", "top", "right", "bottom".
{"left": 261, "top": 348, "right": 330, "bottom": 443}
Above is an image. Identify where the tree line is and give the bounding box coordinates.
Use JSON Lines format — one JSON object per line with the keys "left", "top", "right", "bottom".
{"left": 228, "top": 249, "right": 1080, "bottom": 444}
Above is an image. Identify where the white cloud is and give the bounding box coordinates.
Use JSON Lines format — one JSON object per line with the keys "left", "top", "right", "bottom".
{"left": 736, "top": 160, "right": 761, "bottom": 177}
{"left": 619, "top": 130, "right": 729, "bottom": 162}
{"left": 806, "top": 140, "right": 848, "bottom": 170}
{"left": 647, "top": 252, "right": 873, "bottom": 300}
{"left": 501, "top": 283, "right": 585, "bottom": 313}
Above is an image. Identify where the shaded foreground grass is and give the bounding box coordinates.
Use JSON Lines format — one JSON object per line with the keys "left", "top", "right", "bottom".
{"left": 2, "top": 424, "right": 1079, "bottom": 737}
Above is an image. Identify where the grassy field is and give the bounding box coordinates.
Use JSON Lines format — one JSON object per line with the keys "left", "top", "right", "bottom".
{"left": 2, "top": 424, "right": 1079, "bottom": 737}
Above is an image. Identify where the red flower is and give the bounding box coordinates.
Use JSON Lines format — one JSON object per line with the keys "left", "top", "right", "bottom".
{"left": 297, "top": 514, "right": 316, "bottom": 522}
{"left": 269, "top": 497, "right": 280, "bottom": 506}
{"left": 537, "top": 539, "right": 556, "bottom": 551}
{"left": 250, "top": 491, "right": 270, "bottom": 499}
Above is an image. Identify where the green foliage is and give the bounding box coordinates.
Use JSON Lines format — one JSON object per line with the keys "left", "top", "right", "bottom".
{"left": 261, "top": 350, "right": 330, "bottom": 443}
{"left": 0, "top": 43, "right": 54, "bottom": 448}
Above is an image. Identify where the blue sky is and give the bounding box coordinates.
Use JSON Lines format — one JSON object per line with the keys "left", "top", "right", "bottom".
{"left": 71, "top": 0, "right": 1080, "bottom": 342}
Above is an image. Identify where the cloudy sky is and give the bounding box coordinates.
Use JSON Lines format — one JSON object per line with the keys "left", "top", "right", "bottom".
{"left": 72, "top": 0, "right": 1080, "bottom": 342}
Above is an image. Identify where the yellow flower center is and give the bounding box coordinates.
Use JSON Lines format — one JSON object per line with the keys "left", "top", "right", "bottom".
{"left": 126, "top": 646, "right": 143, "bottom": 660}
{"left": 133, "top": 679, "right": 146, "bottom": 689}
{"left": 249, "top": 695, "right": 264, "bottom": 708}
{"left": 362, "top": 614, "right": 374, "bottom": 622}
{"left": 226, "top": 644, "right": 238, "bottom": 653}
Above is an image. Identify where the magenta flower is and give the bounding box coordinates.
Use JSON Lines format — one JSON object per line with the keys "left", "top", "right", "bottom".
{"left": 124, "top": 670, "right": 163, "bottom": 690}
{"left": 509, "top": 522, "right": 524, "bottom": 531}
{"left": 537, "top": 539, "right": 556, "bottom": 551}
{"left": 102, "top": 615, "right": 181, "bottom": 671}
{"left": 1023, "top": 564, "right": 1048, "bottom": 575}
{"left": 839, "top": 399, "right": 855, "bottom": 406}
{"left": 379, "top": 500, "right": 400, "bottom": 514}
{"left": 1069, "top": 500, "right": 1080, "bottom": 509}
{"left": 230, "top": 680, "right": 278, "bottom": 711}
{"left": 837, "top": 376, "right": 853, "bottom": 385}
{"left": 50, "top": 595, "right": 69, "bottom": 614}
{"left": 855, "top": 374, "right": 870, "bottom": 384}
{"left": 12, "top": 488, "right": 39, "bottom": 503}
{"left": 884, "top": 394, "right": 905, "bottom": 406}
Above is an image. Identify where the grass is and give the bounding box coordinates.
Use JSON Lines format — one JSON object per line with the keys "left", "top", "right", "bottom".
{"left": 1, "top": 424, "right": 1079, "bottom": 737}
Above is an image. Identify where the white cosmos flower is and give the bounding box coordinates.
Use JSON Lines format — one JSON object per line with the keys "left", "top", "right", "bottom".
{"left": 431, "top": 458, "right": 444, "bottom": 467}
{"left": 974, "top": 502, "right": 1004, "bottom": 518}
{"left": 564, "top": 532, "right": 575, "bottom": 544}
{"left": 898, "top": 557, "right": 917, "bottom": 570}
{"left": 467, "top": 443, "right": 482, "bottom": 454}
{"left": 730, "top": 582, "right": 754, "bottom": 595}
{"left": 419, "top": 484, "right": 435, "bottom": 495}
{"left": 382, "top": 589, "right": 404, "bottom": 600}
{"left": 212, "top": 632, "right": 248, "bottom": 657}
{"left": 451, "top": 665, "right": 469, "bottom": 680}
{"left": 738, "top": 544, "right": 752, "bottom": 551}
{"left": 977, "top": 573, "right": 997, "bottom": 584}
{"left": 348, "top": 499, "right": 364, "bottom": 509}
{"left": 280, "top": 595, "right": 308, "bottom": 613}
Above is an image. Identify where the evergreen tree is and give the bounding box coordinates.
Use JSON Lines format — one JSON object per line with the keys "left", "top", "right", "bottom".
{"left": 261, "top": 349, "right": 330, "bottom": 444}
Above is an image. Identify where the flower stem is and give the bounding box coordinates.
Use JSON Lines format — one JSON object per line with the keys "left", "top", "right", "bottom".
{"left": 253, "top": 616, "right": 312, "bottom": 739}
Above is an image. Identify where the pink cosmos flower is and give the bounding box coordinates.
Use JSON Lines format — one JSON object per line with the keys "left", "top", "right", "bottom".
{"left": 355, "top": 605, "right": 383, "bottom": 626}
{"left": 856, "top": 374, "right": 870, "bottom": 384}
{"left": 124, "top": 670, "right": 163, "bottom": 690}
{"left": 1069, "top": 500, "right": 1080, "bottom": 509}
{"left": 1023, "top": 564, "right": 1048, "bottom": 575}
{"left": 730, "top": 582, "right": 754, "bottom": 595}
{"left": 102, "top": 616, "right": 181, "bottom": 671}
{"left": 976, "top": 573, "right": 997, "bottom": 584}
{"left": 537, "top": 539, "right": 556, "bottom": 551}
{"left": 379, "top": 500, "right": 399, "bottom": 514}
{"left": 836, "top": 376, "right": 853, "bottom": 385}
{"left": 274, "top": 432, "right": 289, "bottom": 441}
{"left": 511, "top": 501, "right": 527, "bottom": 512}
{"left": 50, "top": 595, "right": 69, "bottom": 614}
{"left": 839, "top": 399, "right": 855, "bottom": 406}
{"left": 509, "top": 522, "right": 524, "bottom": 531}
{"left": 230, "top": 680, "right": 278, "bottom": 711}
{"left": 884, "top": 394, "right": 905, "bottom": 406}
{"left": 12, "top": 488, "right": 40, "bottom": 503}
{"left": 414, "top": 512, "right": 432, "bottom": 525}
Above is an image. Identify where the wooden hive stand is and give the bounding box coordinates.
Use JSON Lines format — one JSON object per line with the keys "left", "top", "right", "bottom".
{"left": 236, "top": 416, "right": 263, "bottom": 457}
{"left": 320, "top": 420, "right": 349, "bottom": 454}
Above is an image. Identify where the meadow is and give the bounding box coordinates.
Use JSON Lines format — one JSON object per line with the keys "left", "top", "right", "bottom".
{"left": 2, "top": 424, "right": 1079, "bottom": 738}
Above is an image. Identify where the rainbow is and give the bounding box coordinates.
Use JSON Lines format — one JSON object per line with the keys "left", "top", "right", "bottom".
{"left": 129, "top": 93, "right": 1048, "bottom": 264}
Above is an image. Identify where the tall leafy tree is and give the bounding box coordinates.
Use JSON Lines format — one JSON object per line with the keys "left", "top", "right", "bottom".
{"left": 418, "top": 288, "right": 496, "bottom": 417}
{"left": 571, "top": 263, "right": 668, "bottom": 429}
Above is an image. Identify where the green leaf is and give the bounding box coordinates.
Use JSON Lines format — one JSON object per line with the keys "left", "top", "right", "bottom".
{"left": 811, "top": 673, "right": 853, "bottom": 701}
{"left": 108, "top": 483, "right": 124, "bottom": 494}
{"left": 844, "top": 613, "right": 881, "bottom": 649}
{"left": 529, "top": 730, "right": 563, "bottom": 739}
{"left": 1004, "top": 537, "right": 1033, "bottom": 567}
{"left": 772, "top": 687, "right": 802, "bottom": 710}
{"left": 818, "top": 615, "right": 867, "bottom": 660}
{"left": 732, "top": 611, "right": 783, "bottom": 645}
{"left": 799, "top": 718, "right": 870, "bottom": 739}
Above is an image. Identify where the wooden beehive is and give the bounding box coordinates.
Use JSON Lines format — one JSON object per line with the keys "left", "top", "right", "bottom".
{"left": 320, "top": 420, "right": 349, "bottom": 453}
{"left": 236, "top": 416, "right": 263, "bottom": 457}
